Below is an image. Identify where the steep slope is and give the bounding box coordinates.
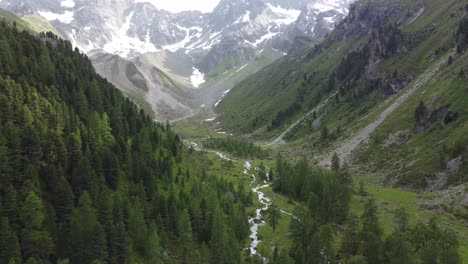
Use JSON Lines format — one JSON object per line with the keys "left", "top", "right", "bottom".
{"left": 0, "top": 0, "right": 355, "bottom": 121}
{"left": 0, "top": 0, "right": 352, "bottom": 69}
{"left": 218, "top": 0, "right": 467, "bottom": 189}
{"left": 0, "top": 23, "right": 252, "bottom": 264}
{"left": 91, "top": 52, "right": 197, "bottom": 121}
{"left": 0, "top": 8, "right": 32, "bottom": 31}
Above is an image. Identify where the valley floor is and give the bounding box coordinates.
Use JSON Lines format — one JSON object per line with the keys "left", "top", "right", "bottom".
{"left": 173, "top": 119, "right": 468, "bottom": 262}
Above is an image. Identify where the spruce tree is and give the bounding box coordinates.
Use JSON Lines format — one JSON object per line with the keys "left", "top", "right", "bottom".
{"left": 19, "top": 192, "right": 53, "bottom": 261}
{"left": 267, "top": 202, "right": 281, "bottom": 232}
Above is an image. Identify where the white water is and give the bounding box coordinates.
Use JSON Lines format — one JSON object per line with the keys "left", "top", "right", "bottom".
{"left": 244, "top": 162, "right": 271, "bottom": 260}
{"left": 185, "top": 144, "right": 296, "bottom": 261}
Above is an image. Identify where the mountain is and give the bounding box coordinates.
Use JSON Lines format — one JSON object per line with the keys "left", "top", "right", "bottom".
{"left": 0, "top": 0, "right": 354, "bottom": 121}
{"left": 217, "top": 0, "right": 468, "bottom": 190}
{"left": 0, "top": 0, "right": 352, "bottom": 63}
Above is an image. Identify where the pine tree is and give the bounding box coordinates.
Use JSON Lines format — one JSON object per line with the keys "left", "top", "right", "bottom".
{"left": 69, "top": 192, "right": 107, "bottom": 264}
{"left": 0, "top": 217, "right": 21, "bottom": 264}
{"left": 19, "top": 192, "right": 53, "bottom": 261}
{"left": 341, "top": 214, "right": 360, "bottom": 257}
{"left": 2, "top": 186, "right": 18, "bottom": 227}
{"left": 331, "top": 152, "right": 340, "bottom": 171}
{"left": 267, "top": 202, "right": 281, "bottom": 232}
{"left": 145, "top": 222, "right": 161, "bottom": 264}
{"left": 415, "top": 101, "right": 427, "bottom": 127}
{"left": 360, "top": 198, "right": 382, "bottom": 264}
{"left": 210, "top": 206, "right": 226, "bottom": 264}
{"left": 178, "top": 209, "right": 195, "bottom": 263}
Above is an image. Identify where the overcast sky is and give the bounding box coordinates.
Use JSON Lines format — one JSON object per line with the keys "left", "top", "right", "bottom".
{"left": 135, "top": 0, "right": 221, "bottom": 13}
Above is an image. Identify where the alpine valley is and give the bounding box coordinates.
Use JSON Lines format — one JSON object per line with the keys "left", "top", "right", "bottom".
{"left": 0, "top": 0, "right": 467, "bottom": 264}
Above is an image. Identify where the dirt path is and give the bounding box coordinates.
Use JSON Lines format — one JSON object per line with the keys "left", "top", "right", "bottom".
{"left": 319, "top": 57, "right": 447, "bottom": 168}
{"left": 265, "top": 92, "right": 338, "bottom": 146}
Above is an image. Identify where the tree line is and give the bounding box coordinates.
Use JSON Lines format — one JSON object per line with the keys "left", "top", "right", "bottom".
{"left": 0, "top": 22, "right": 250, "bottom": 264}
{"left": 268, "top": 156, "right": 461, "bottom": 264}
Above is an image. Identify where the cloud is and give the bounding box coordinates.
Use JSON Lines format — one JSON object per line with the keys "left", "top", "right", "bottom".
{"left": 134, "top": 0, "right": 221, "bottom": 13}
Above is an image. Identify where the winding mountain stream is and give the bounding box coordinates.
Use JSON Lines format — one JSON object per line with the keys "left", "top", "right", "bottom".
{"left": 187, "top": 141, "right": 294, "bottom": 261}
{"left": 244, "top": 161, "right": 271, "bottom": 258}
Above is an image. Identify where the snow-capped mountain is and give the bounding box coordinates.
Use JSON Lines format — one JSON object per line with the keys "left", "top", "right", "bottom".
{"left": 0, "top": 0, "right": 353, "bottom": 68}
{"left": 0, "top": 0, "right": 354, "bottom": 121}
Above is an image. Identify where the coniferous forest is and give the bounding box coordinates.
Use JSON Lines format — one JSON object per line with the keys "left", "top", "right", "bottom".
{"left": 0, "top": 0, "right": 465, "bottom": 261}
{"left": 0, "top": 22, "right": 249, "bottom": 264}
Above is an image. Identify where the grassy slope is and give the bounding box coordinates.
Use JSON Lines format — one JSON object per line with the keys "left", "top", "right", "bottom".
{"left": 219, "top": 0, "right": 467, "bottom": 186}
{"left": 0, "top": 9, "right": 32, "bottom": 31}
{"left": 0, "top": 9, "right": 60, "bottom": 36}
{"left": 21, "top": 14, "right": 61, "bottom": 36}
{"left": 205, "top": 0, "right": 468, "bottom": 259}
{"left": 216, "top": 13, "right": 367, "bottom": 136}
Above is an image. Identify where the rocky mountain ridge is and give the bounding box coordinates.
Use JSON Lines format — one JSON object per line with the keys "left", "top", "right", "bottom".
{"left": 0, "top": 0, "right": 354, "bottom": 121}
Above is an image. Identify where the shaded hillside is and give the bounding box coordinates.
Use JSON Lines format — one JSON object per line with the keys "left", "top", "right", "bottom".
{"left": 0, "top": 23, "right": 250, "bottom": 264}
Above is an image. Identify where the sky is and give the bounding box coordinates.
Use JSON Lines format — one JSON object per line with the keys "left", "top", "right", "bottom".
{"left": 135, "top": 0, "right": 221, "bottom": 13}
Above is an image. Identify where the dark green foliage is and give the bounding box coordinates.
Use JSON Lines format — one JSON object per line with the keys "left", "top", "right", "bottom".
{"left": 274, "top": 156, "right": 352, "bottom": 224}
{"left": 272, "top": 157, "right": 352, "bottom": 263}
{"left": 266, "top": 202, "right": 281, "bottom": 231}
{"left": 0, "top": 217, "right": 21, "bottom": 264}
{"left": 339, "top": 205, "right": 461, "bottom": 264}
{"left": 0, "top": 23, "right": 249, "bottom": 263}
{"left": 456, "top": 18, "right": 468, "bottom": 52}
{"left": 360, "top": 198, "right": 383, "bottom": 264}
{"left": 269, "top": 101, "right": 302, "bottom": 130}
{"left": 204, "top": 136, "right": 268, "bottom": 158}
{"left": 410, "top": 218, "right": 461, "bottom": 264}
{"left": 336, "top": 47, "right": 370, "bottom": 82}
{"left": 341, "top": 214, "right": 360, "bottom": 257}
{"left": 332, "top": 152, "right": 341, "bottom": 171}
{"left": 415, "top": 101, "right": 427, "bottom": 126}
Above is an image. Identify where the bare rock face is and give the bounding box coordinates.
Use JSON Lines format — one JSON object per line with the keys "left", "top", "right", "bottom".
{"left": 461, "top": 194, "right": 468, "bottom": 208}
{"left": 426, "top": 157, "right": 463, "bottom": 192}
{"left": 340, "top": 0, "right": 401, "bottom": 39}
{"left": 383, "top": 130, "right": 411, "bottom": 148}
{"left": 0, "top": 0, "right": 356, "bottom": 120}
{"left": 0, "top": 0, "right": 355, "bottom": 71}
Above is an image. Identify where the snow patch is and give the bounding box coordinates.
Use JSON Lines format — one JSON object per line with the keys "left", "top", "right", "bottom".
{"left": 309, "top": 0, "right": 351, "bottom": 15}
{"left": 60, "top": 0, "right": 75, "bottom": 8}
{"left": 190, "top": 67, "right": 205, "bottom": 88}
{"left": 102, "top": 11, "right": 159, "bottom": 58}
{"left": 38, "top": 10, "right": 75, "bottom": 24}
{"left": 244, "top": 25, "right": 279, "bottom": 47}
{"left": 267, "top": 4, "right": 301, "bottom": 25}
{"left": 235, "top": 11, "right": 251, "bottom": 24}
{"left": 214, "top": 98, "right": 223, "bottom": 107}
{"left": 185, "top": 31, "right": 221, "bottom": 52}
{"left": 162, "top": 25, "right": 202, "bottom": 52}
{"left": 236, "top": 63, "right": 249, "bottom": 73}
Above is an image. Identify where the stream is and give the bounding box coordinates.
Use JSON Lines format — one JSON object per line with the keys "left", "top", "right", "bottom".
{"left": 244, "top": 161, "right": 271, "bottom": 259}
{"left": 186, "top": 141, "right": 294, "bottom": 261}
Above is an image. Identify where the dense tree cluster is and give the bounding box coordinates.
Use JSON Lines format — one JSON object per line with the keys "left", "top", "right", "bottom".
{"left": 271, "top": 157, "right": 460, "bottom": 264}
{"left": 273, "top": 156, "right": 352, "bottom": 224}
{"left": 0, "top": 22, "right": 249, "bottom": 264}
{"left": 268, "top": 102, "right": 302, "bottom": 130}
{"left": 336, "top": 47, "right": 370, "bottom": 83}
{"left": 203, "top": 136, "right": 268, "bottom": 158}
{"left": 271, "top": 157, "right": 352, "bottom": 263}
{"left": 456, "top": 17, "right": 468, "bottom": 53}
{"left": 340, "top": 202, "right": 461, "bottom": 264}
